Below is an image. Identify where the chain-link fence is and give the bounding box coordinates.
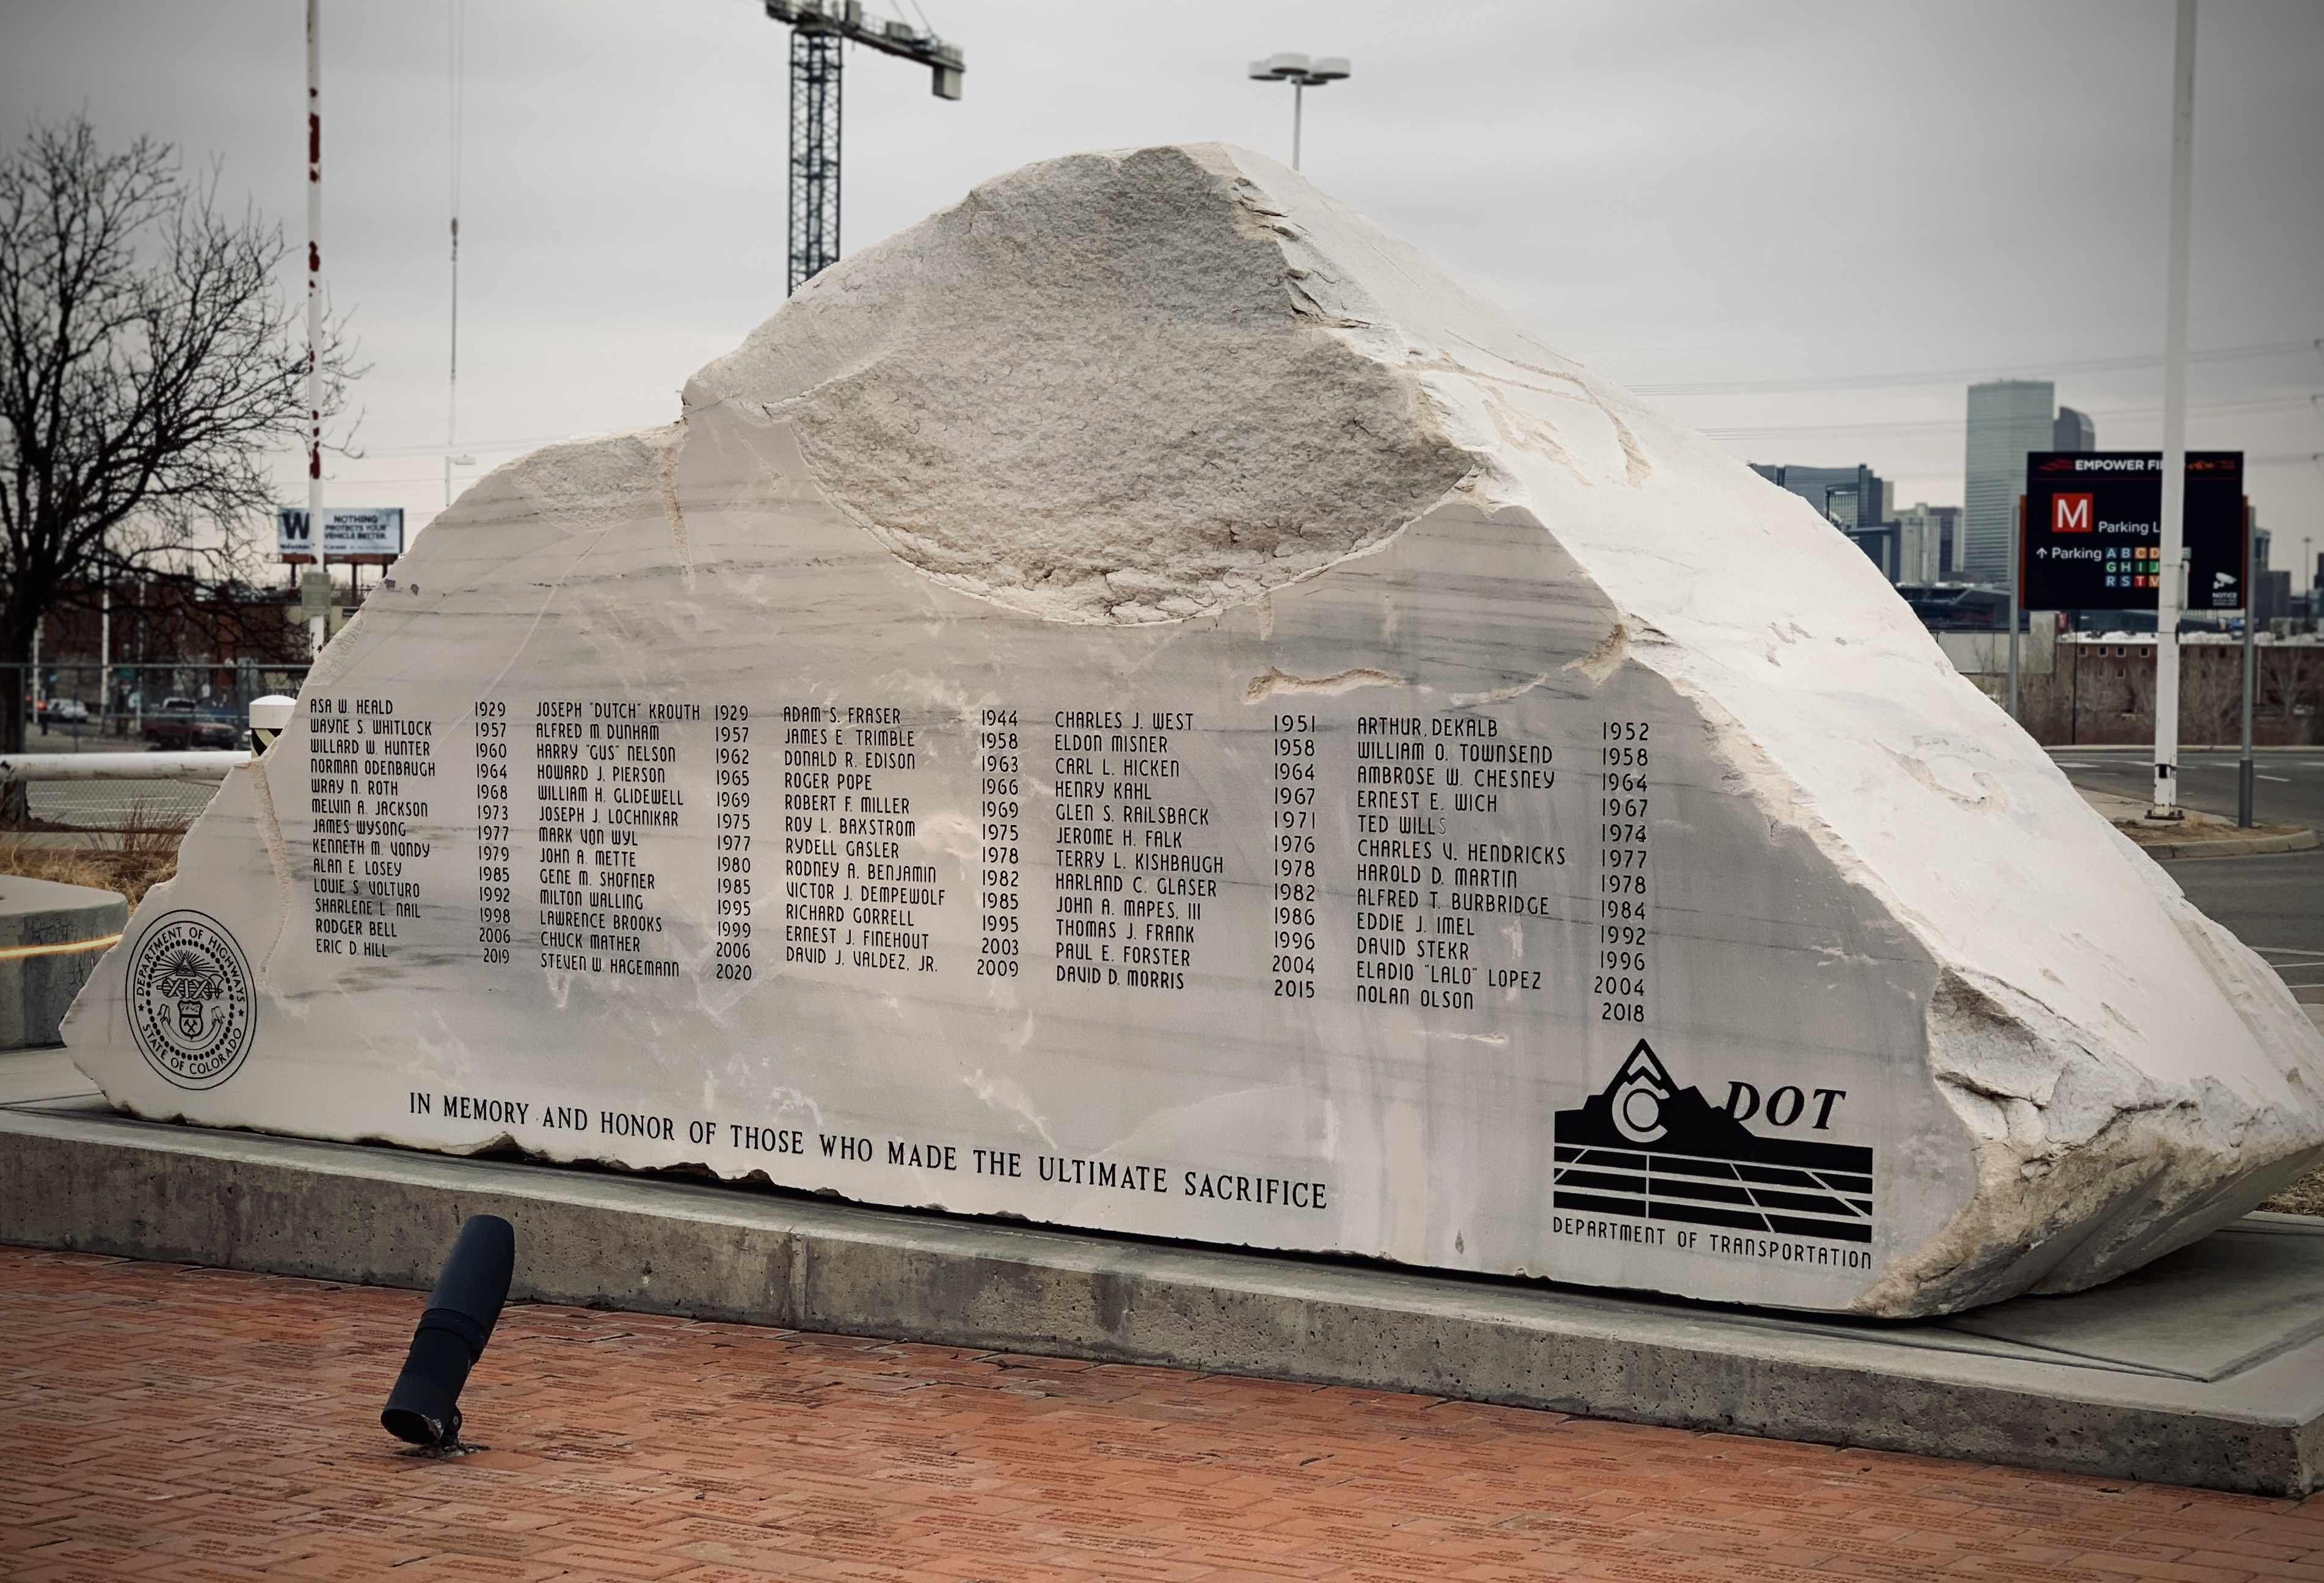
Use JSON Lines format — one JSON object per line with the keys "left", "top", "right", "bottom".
{"left": 9, "top": 777, "right": 219, "bottom": 832}
{"left": 3, "top": 661, "right": 305, "bottom": 831}
{"left": 7, "top": 661, "right": 307, "bottom": 748}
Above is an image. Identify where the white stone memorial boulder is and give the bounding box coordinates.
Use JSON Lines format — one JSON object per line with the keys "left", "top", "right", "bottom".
{"left": 64, "top": 144, "right": 2324, "bottom": 1317}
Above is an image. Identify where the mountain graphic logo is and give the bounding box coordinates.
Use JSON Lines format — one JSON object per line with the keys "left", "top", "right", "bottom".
{"left": 1552, "top": 1041, "right": 1874, "bottom": 1244}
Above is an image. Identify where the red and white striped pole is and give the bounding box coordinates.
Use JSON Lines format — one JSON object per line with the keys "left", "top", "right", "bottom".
{"left": 305, "top": 0, "right": 327, "bottom": 656}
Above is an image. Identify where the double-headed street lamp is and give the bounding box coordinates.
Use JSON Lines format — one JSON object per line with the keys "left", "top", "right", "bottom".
{"left": 1247, "top": 52, "right": 1350, "bottom": 170}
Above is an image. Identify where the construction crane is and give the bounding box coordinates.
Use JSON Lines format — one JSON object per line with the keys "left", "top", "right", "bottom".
{"left": 763, "top": 0, "right": 964, "bottom": 295}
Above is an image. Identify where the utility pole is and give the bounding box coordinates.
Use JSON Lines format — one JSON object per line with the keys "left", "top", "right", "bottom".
{"left": 1248, "top": 53, "right": 1352, "bottom": 171}
{"left": 445, "top": 0, "right": 472, "bottom": 509}
{"left": 2008, "top": 497, "right": 2022, "bottom": 720}
{"left": 2151, "top": 0, "right": 2196, "bottom": 819}
{"left": 2239, "top": 503, "right": 2257, "bottom": 826}
{"left": 761, "top": 0, "right": 964, "bottom": 297}
{"left": 98, "top": 585, "right": 111, "bottom": 738}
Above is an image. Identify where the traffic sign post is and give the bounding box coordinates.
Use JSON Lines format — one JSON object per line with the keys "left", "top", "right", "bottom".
{"left": 2239, "top": 503, "right": 2256, "bottom": 828}
{"left": 279, "top": 506, "right": 402, "bottom": 658}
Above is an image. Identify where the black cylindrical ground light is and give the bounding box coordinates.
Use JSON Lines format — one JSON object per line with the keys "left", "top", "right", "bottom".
{"left": 381, "top": 1214, "right": 515, "bottom": 1447}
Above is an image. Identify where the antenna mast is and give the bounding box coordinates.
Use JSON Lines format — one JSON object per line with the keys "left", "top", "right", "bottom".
{"left": 446, "top": 0, "right": 467, "bottom": 509}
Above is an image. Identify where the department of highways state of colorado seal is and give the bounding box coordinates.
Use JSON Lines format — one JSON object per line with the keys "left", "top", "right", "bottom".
{"left": 125, "top": 911, "right": 255, "bottom": 1090}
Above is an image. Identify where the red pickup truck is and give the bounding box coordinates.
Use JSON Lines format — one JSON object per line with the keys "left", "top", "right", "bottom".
{"left": 142, "top": 698, "right": 242, "bottom": 750}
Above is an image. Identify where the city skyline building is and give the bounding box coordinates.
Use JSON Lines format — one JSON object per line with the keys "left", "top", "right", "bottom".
{"left": 2053, "top": 404, "right": 2096, "bottom": 453}
{"left": 1893, "top": 501, "right": 1959, "bottom": 586}
{"left": 1963, "top": 379, "right": 2058, "bottom": 587}
{"left": 1748, "top": 462, "right": 1890, "bottom": 529}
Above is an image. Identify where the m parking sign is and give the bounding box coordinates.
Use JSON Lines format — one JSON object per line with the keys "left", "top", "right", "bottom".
{"left": 2020, "top": 453, "right": 2243, "bottom": 611}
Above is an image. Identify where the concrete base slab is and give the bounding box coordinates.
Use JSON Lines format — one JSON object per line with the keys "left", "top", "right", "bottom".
{"left": 0, "top": 1047, "right": 100, "bottom": 1106}
{"left": 2, "top": 1097, "right": 2319, "bottom": 1496}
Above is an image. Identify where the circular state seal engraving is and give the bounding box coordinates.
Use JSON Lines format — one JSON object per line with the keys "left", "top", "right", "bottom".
{"left": 125, "top": 911, "right": 257, "bottom": 1090}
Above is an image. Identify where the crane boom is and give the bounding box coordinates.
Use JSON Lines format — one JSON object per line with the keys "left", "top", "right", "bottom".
{"left": 764, "top": 0, "right": 964, "bottom": 295}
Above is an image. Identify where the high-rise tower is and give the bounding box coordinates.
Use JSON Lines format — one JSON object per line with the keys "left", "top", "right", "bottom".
{"left": 1962, "top": 380, "right": 2055, "bottom": 586}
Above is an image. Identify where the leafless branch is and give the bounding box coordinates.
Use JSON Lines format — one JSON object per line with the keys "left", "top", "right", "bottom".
{"left": 0, "top": 115, "right": 355, "bottom": 752}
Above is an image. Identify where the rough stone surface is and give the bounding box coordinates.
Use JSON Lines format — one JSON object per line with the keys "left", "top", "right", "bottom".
{"left": 688, "top": 145, "right": 1479, "bottom": 625}
{"left": 57, "top": 143, "right": 2324, "bottom": 1320}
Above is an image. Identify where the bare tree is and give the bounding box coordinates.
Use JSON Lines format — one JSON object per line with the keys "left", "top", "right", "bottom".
{"left": 2122, "top": 647, "right": 2157, "bottom": 729}
{"left": 2177, "top": 646, "right": 2243, "bottom": 749}
{"left": 2264, "top": 643, "right": 2315, "bottom": 743}
{"left": 0, "top": 115, "right": 351, "bottom": 765}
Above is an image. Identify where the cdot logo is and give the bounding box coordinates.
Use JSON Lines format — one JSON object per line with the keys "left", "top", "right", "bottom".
{"left": 1552, "top": 1041, "right": 1874, "bottom": 1245}
{"left": 2052, "top": 493, "right": 2095, "bottom": 533}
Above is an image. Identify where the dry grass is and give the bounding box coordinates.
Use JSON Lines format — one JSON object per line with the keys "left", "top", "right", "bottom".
{"left": 2115, "top": 818, "right": 2314, "bottom": 849}
{"left": 0, "top": 813, "right": 184, "bottom": 910}
{"left": 2262, "top": 1159, "right": 2324, "bottom": 1218}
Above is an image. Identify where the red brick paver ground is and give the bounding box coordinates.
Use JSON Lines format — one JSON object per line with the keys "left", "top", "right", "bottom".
{"left": 1, "top": 1247, "right": 2319, "bottom": 1582}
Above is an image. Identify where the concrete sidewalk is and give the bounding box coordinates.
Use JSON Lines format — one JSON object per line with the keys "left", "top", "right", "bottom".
{"left": 2, "top": 1245, "right": 2320, "bottom": 1582}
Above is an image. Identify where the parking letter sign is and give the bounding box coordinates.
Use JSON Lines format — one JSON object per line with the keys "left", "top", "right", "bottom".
{"left": 2053, "top": 493, "right": 2094, "bottom": 533}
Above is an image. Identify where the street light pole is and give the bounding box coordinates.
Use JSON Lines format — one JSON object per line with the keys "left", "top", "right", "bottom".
{"left": 446, "top": 0, "right": 465, "bottom": 512}
{"left": 1248, "top": 53, "right": 1351, "bottom": 171}
{"left": 2150, "top": 0, "right": 2196, "bottom": 819}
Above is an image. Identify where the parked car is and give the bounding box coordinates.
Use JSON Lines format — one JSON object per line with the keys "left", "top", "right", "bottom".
{"left": 31, "top": 697, "right": 90, "bottom": 726}
{"left": 143, "top": 697, "right": 241, "bottom": 750}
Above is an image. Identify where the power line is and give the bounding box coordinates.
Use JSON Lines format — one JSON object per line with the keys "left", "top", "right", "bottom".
{"left": 1630, "top": 338, "right": 2320, "bottom": 398}
{"left": 1700, "top": 392, "right": 2317, "bottom": 443}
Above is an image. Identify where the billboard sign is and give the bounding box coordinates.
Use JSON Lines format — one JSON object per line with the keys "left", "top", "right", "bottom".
{"left": 277, "top": 506, "right": 405, "bottom": 561}
{"left": 2021, "top": 451, "right": 2245, "bottom": 611}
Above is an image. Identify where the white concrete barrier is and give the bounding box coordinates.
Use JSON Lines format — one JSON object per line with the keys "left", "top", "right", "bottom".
{"left": 0, "top": 751, "right": 247, "bottom": 783}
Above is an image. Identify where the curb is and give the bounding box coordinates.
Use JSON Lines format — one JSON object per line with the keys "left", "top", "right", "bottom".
{"left": 2126, "top": 826, "right": 2319, "bottom": 861}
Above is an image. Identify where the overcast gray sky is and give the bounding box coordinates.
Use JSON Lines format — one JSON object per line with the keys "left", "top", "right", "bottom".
{"left": 7, "top": 1, "right": 2321, "bottom": 584}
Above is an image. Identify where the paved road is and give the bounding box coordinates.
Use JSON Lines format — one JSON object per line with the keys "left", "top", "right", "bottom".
{"left": 2162, "top": 848, "right": 2324, "bottom": 1005}
{"left": 13, "top": 724, "right": 147, "bottom": 752}
{"left": 2045, "top": 748, "right": 2324, "bottom": 1006}
{"left": 2050, "top": 747, "right": 2324, "bottom": 831}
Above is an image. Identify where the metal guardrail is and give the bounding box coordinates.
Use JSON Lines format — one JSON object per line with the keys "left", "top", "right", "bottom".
{"left": 1, "top": 748, "right": 250, "bottom": 834}
{"left": 1, "top": 752, "right": 248, "bottom": 783}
